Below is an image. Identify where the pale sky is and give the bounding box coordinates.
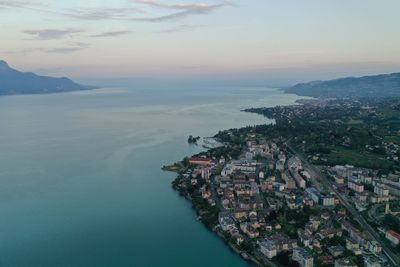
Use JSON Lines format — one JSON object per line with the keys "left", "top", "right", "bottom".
{"left": 1, "top": 0, "right": 400, "bottom": 85}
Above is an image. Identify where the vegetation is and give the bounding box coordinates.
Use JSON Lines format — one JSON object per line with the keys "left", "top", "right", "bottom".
{"left": 383, "top": 214, "right": 400, "bottom": 233}
{"left": 188, "top": 135, "right": 201, "bottom": 144}
{"left": 244, "top": 98, "right": 400, "bottom": 172}
{"left": 284, "top": 72, "right": 400, "bottom": 98}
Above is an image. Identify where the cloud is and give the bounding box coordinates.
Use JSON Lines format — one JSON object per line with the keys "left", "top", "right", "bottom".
{"left": 134, "top": 0, "right": 231, "bottom": 11}
{"left": 46, "top": 47, "right": 83, "bottom": 53}
{"left": 1, "top": 1, "right": 232, "bottom": 22}
{"left": 0, "top": 0, "right": 38, "bottom": 8}
{"left": 159, "top": 24, "right": 203, "bottom": 33}
{"left": 1, "top": 42, "right": 88, "bottom": 54}
{"left": 24, "top": 29, "right": 84, "bottom": 40}
{"left": 64, "top": 7, "right": 143, "bottom": 20}
{"left": 46, "top": 42, "right": 88, "bottom": 53}
{"left": 89, "top": 30, "right": 132, "bottom": 38}
{"left": 131, "top": 0, "right": 232, "bottom": 22}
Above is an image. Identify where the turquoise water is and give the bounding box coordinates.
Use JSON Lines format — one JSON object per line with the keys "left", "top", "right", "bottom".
{"left": 0, "top": 87, "right": 300, "bottom": 267}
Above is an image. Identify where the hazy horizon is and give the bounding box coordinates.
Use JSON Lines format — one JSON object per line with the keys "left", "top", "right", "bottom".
{"left": 2, "top": 0, "right": 400, "bottom": 85}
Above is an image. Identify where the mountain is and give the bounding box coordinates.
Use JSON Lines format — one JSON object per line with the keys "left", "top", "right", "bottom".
{"left": 0, "top": 60, "right": 95, "bottom": 95}
{"left": 285, "top": 72, "right": 400, "bottom": 98}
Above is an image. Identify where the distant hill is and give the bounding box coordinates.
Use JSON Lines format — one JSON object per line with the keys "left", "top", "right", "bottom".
{"left": 285, "top": 72, "right": 400, "bottom": 98}
{"left": 0, "top": 60, "right": 95, "bottom": 95}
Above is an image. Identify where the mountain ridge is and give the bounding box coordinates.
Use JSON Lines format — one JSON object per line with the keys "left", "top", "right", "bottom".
{"left": 285, "top": 72, "right": 400, "bottom": 98}
{"left": 0, "top": 60, "right": 95, "bottom": 96}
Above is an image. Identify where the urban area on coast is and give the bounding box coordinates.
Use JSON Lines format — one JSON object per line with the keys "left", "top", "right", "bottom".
{"left": 164, "top": 97, "right": 400, "bottom": 267}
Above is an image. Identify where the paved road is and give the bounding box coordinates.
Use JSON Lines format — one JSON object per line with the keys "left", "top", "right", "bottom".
{"left": 286, "top": 143, "right": 400, "bottom": 267}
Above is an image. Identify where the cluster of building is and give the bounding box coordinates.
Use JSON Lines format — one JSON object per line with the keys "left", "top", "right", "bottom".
{"left": 329, "top": 165, "right": 400, "bottom": 248}
{"left": 179, "top": 138, "right": 396, "bottom": 267}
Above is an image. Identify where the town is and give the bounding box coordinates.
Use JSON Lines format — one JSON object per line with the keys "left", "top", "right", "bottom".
{"left": 165, "top": 98, "right": 400, "bottom": 267}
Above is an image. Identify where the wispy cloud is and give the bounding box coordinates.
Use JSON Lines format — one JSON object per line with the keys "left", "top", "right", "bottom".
{"left": 134, "top": 0, "right": 231, "bottom": 11}
{"left": 0, "top": 0, "right": 39, "bottom": 8}
{"left": 46, "top": 42, "right": 88, "bottom": 54}
{"left": 1, "top": 1, "right": 233, "bottom": 22}
{"left": 159, "top": 24, "right": 203, "bottom": 33}
{"left": 24, "top": 29, "right": 84, "bottom": 40}
{"left": 89, "top": 30, "right": 132, "bottom": 38}
{"left": 64, "top": 7, "right": 143, "bottom": 20}
{"left": 1, "top": 42, "right": 88, "bottom": 54}
{"left": 132, "top": 0, "right": 232, "bottom": 22}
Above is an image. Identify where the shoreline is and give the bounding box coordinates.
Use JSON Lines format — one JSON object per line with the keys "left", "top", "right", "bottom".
{"left": 162, "top": 96, "right": 400, "bottom": 267}
{"left": 168, "top": 169, "right": 261, "bottom": 267}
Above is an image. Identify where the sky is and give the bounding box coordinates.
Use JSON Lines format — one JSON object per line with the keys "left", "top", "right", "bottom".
{"left": 1, "top": 0, "right": 400, "bottom": 86}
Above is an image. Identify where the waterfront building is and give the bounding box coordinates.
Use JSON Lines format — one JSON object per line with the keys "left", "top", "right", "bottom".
{"left": 292, "top": 248, "right": 313, "bottom": 267}
{"left": 259, "top": 240, "right": 277, "bottom": 259}
{"left": 189, "top": 157, "right": 212, "bottom": 165}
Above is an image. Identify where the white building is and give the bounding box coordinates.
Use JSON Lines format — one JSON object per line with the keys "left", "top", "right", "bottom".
{"left": 292, "top": 248, "right": 313, "bottom": 267}
{"left": 259, "top": 240, "right": 277, "bottom": 259}
{"left": 374, "top": 184, "right": 389, "bottom": 197}
{"left": 386, "top": 230, "right": 400, "bottom": 245}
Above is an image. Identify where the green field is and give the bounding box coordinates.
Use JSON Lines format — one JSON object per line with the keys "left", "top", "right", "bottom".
{"left": 326, "top": 147, "right": 395, "bottom": 170}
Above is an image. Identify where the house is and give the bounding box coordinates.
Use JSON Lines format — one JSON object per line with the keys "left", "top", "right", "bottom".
{"left": 285, "top": 178, "right": 297, "bottom": 190}
{"left": 335, "top": 176, "right": 345, "bottom": 185}
{"left": 317, "top": 228, "right": 342, "bottom": 240}
{"left": 317, "top": 255, "right": 334, "bottom": 266}
{"left": 298, "top": 229, "right": 313, "bottom": 247}
{"left": 364, "top": 256, "right": 382, "bottom": 267}
{"left": 319, "top": 195, "right": 335, "bottom": 206}
{"left": 292, "top": 248, "right": 314, "bottom": 267}
{"left": 189, "top": 157, "right": 211, "bottom": 165}
{"left": 386, "top": 229, "right": 400, "bottom": 245}
{"left": 348, "top": 177, "right": 364, "bottom": 193}
{"left": 233, "top": 209, "right": 248, "bottom": 220}
{"left": 240, "top": 223, "right": 259, "bottom": 239}
{"left": 218, "top": 213, "right": 236, "bottom": 232}
{"left": 341, "top": 221, "right": 369, "bottom": 247}
{"left": 368, "top": 240, "right": 382, "bottom": 254}
{"left": 328, "top": 246, "right": 344, "bottom": 257}
{"left": 259, "top": 240, "right": 277, "bottom": 258}
{"left": 306, "top": 188, "right": 320, "bottom": 204}
{"left": 345, "top": 238, "right": 359, "bottom": 250}
{"left": 374, "top": 184, "right": 389, "bottom": 196}
{"left": 334, "top": 258, "right": 357, "bottom": 267}
{"left": 259, "top": 234, "right": 297, "bottom": 258}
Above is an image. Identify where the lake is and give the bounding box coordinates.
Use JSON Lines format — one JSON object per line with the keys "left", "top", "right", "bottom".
{"left": 0, "top": 87, "right": 300, "bottom": 267}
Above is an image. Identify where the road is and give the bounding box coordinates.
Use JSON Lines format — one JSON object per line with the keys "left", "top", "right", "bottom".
{"left": 286, "top": 143, "right": 400, "bottom": 267}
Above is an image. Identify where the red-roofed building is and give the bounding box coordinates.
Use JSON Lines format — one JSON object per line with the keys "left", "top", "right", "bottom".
{"left": 189, "top": 157, "right": 212, "bottom": 165}
{"left": 386, "top": 230, "right": 400, "bottom": 245}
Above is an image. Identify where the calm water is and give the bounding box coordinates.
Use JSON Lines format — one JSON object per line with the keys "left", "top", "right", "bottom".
{"left": 0, "top": 87, "right": 300, "bottom": 267}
